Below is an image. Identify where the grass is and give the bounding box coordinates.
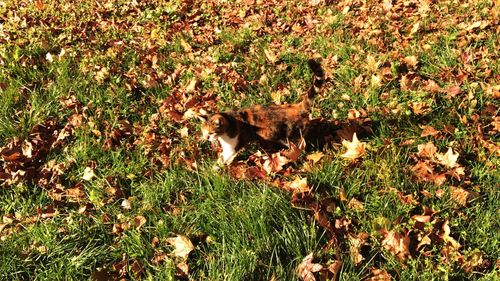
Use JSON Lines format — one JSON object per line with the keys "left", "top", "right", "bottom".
{"left": 1, "top": 0, "right": 499, "bottom": 280}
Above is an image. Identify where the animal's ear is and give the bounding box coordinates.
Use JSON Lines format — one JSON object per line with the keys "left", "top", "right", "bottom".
{"left": 213, "top": 116, "right": 225, "bottom": 128}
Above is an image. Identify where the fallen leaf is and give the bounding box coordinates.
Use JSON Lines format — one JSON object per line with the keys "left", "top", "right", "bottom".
{"left": 412, "top": 215, "right": 431, "bottom": 223}
{"left": 286, "top": 137, "right": 306, "bottom": 163}
{"left": 348, "top": 198, "right": 364, "bottom": 212}
{"left": 297, "top": 253, "right": 323, "bottom": 281}
{"left": 348, "top": 108, "right": 361, "bottom": 120}
{"left": 366, "top": 268, "right": 391, "bottom": 281}
{"left": 306, "top": 151, "right": 324, "bottom": 164}
{"left": 410, "top": 22, "right": 420, "bottom": 36}
{"left": 341, "top": 133, "right": 366, "bottom": 160}
{"left": 436, "top": 147, "right": 459, "bottom": 168}
{"left": 82, "top": 167, "right": 96, "bottom": 181}
{"left": 445, "top": 85, "right": 461, "bottom": 97}
{"left": 134, "top": 215, "right": 147, "bottom": 230}
{"left": 178, "top": 127, "right": 189, "bottom": 138}
{"left": 403, "top": 55, "right": 418, "bottom": 68}
{"left": 450, "top": 186, "right": 479, "bottom": 206}
{"left": 121, "top": 199, "right": 132, "bottom": 210}
{"left": 420, "top": 125, "right": 439, "bottom": 137}
{"left": 424, "top": 80, "right": 442, "bottom": 93}
{"left": 327, "top": 260, "right": 342, "bottom": 280}
{"left": 286, "top": 177, "right": 310, "bottom": 194}
{"left": 263, "top": 152, "right": 290, "bottom": 174}
{"left": 309, "top": 0, "right": 322, "bottom": 6}
{"left": 417, "top": 142, "right": 437, "bottom": 159}
{"left": 264, "top": 49, "right": 278, "bottom": 63}
{"left": 380, "top": 229, "right": 411, "bottom": 260}
{"left": 185, "top": 77, "right": 197, "bottom": 93}
{"left": 440, "top": 220, "right": 461, "bottom": 249}
{"left": 166, "top": 235, "right": 194, "bottom": 260}
{"left": 175, "top": 260, "right": 190, "bottom": 278}
{"left": 411, "top": 102, "right": 430, "bottom": 115}
{"left": 366, "top": 54, "right": 381, "bottom": 72}
{"left": 130, "top": 259, "right": 144, "bottom": 277}
{"left": 382, "top": 0, "right": 392, "bottom": 11}
{"left": 411, "top": 161, "right": 447, "bottom": 186}
{"left": 349, "top": 232, "right": 369, "bottom": 265}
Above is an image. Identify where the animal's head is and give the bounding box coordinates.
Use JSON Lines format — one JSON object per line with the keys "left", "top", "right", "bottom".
{"left": 201, "top": 113, "right": 230, "bottom": 141}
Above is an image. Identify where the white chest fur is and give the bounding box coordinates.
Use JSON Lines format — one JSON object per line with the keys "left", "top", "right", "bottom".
{"left": 217, "top": 134, "right": 239, "bottom": 163}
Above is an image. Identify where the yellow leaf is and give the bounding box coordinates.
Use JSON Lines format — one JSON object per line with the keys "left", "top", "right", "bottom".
{"left": 82, "top": 167, "right": 95, "bottom": 181}
{"left": 179, "top": 38, "right": 192, "bottom": 52}
{"left": 287, "top": 177, "right": 309, "bottom": 193}
{"left": 341, "top": 133, "right": 366, "bottom": 160}
{"left": 166, "top": 235, "right": 194, "bottom": 260}
{"left": 306, "top": 151, "right": 324, "bottom": 164}
{"left": 185, "top": 77, "right": 197, "bottom": 93}
{"left": 403, "top": 55, "right": 418, "bottom": 68}
{"left": 264, "top": 49, "right": 278, "bottom": 63}
{"left": 436, "top": 147, "right": 459, "bottom": 168}
{"left": 366, "top": 54, "right": 380, "bottom": 72}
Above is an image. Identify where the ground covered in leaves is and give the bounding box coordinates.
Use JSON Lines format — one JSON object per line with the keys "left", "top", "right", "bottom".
{"left": 1, "top": 0, "right": 499, "bottom": 280}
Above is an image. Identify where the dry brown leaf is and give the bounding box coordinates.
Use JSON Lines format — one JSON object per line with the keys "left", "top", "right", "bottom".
{"left": 411, "top": 102, "right": 430, "bottom": 115}
{"left": 166, "top": 235, "right": 194, "bottom": 260}
{"left": 309, "top": 0, "right": 322, "bottom": 6}
{"left": 445, "top": 85, "right": 461, "bottom": 97}
{"left": 417, "top": 142, "right": 437, "bottom": 159}
{"left": 450, "top": 186, "right": 479, "bottom": 206}
{"left": 410, "top": 22, "right": 420, "bottom": 35}
{"left": 417, "top": 235, "right": 432, "bottom": 251}
{"left": 366, "top": 54, "right": 381, "bottom": 72}
{"left": 297, "top": 253, "right": 323, "bottom": 281}
{"left": 420, "top": 125, "right": 439, "bottom": 137}
{"left": 349, "top": 232, "right": 369, "bottom": 265}
{"left": 403, "top": 55, "right": 418, "bottom": 68}
{"left": 327, "top": 260, "right": 342, "bottom": 280}
{"left": 424, "top": 80, "right": 442, "bottom": 93}
{"left": 366, "top": 268, "right": 391, "bottom": 281}
{"left": 176, "top": 260, "right": 190, "bottom": 278}
{"left": 381, "top": 229, "right": 411, "bottom": 260}
{"left": 264, "top": 49, "right": 278, "bottom": 63}
{"left": 306, "top": 151, "right": 324, "bottom": 164}
{"left": 382, "top": 0, "right": 392, "bottom": 11}
{"left": 134, "top": 215, "right": 147, "bottom": 231}
{"left": 348, "top": 198, "right": 364, "bottom": 212}
{"left": 412, "top": 215, "right": 431, "bottom": 223}
{"left": 412, "top": 161, "right": 447, "bottom": 186}
{"left": 341, "top": 133, "right": 366, "bottom": 160}
{"left": 286, "top": 177, "right": 310, "bottom": 194}
{"left": 286, "top": 137, "right": 306, "bottom": 163}
{"left": 440, "top": 220, "right": 461, "bottom": 249}
{"left": 263, "top": 152, "right": 290, "bottom": 174}
{"left": 130, "top": 259, "right": 144, "bottom": 277}
{"left": 436, "top": 147, "right": 459, "bottom": 168}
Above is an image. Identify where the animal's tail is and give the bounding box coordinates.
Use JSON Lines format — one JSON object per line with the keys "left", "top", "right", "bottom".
{"left": 302, "top": 59, "right": 324, "bottom": 107}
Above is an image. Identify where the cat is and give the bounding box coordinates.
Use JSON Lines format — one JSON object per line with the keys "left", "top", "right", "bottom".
{"left": 201, "top": 59, "right": 324, "bottom": 164}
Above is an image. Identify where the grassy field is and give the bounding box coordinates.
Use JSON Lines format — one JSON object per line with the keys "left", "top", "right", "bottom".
{"left": 0, "top": 0, "right": 499, "bottom": 280}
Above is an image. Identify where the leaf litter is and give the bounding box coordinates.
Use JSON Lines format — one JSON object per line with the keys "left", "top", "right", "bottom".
{"left": 1, "top": 0, "right": 498, "bottom": 279}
